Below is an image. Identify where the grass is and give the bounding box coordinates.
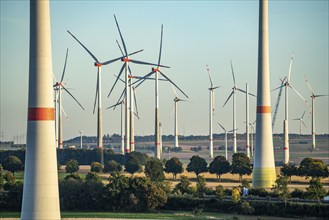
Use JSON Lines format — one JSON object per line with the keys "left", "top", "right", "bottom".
{"left": 0, "top": 211, "right": 312, "bottom": 219}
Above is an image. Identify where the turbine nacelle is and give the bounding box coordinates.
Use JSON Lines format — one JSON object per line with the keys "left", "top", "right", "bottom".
{"left": 152, "top": 67, "right": 159, "bottom": 72}
{"left": 94, "top": 62, "right": 102, "bottom": 67}
{"left": 121, "top": 57, "right": 131, "bottom": 63}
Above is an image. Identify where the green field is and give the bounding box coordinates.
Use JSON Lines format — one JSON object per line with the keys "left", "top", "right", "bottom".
{"left": 0, "top": 211, "right": 318, "bottom": 219}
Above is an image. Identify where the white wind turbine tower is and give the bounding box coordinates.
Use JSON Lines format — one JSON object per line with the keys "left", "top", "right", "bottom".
{"left": 107, "top": 99, "right": 125, "bottom": 155}
{"left": 53, "top": 49, "right": 84, "bottom": 149}
{"left": 249, "top": 120, "right": 256, "bottom": 157}
{"left": 305, "top": 77, "right": 328, "bottom": 150}
{"left": 293, "top": 111, "right": 306, "bottom": 135}
{"left": 272, "top": 54, "right": 308, "bottom": 164}
{"left": 223, "top": 61, "right": 248, "bottom": 154}
{"left": 172, "top": 86, "right": 188, "bottom": 148}
{"left": 132, "top": 25, "right": 188, "bottom": 159}
{"left": 67, "top": 31, "right": 141, "bottom": 165}
{"left": 206, "top": 65, "right": 220, "bottom": 159}
{"left": 217, "top": 123, "right": 237, "bottom": 160}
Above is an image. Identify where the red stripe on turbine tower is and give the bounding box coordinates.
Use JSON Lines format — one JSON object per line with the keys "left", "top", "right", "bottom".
{"left": 28, "top": 108, "right": 55, "bottom": 120}
{"left": 257, "top": 106, "right": 271, "bottom": 113}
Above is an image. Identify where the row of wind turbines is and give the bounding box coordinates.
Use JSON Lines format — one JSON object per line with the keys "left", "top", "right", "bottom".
{"left": 53, "top": 18, "right": 327, "bottom": 165}
{"left": 204, "top": 53, "right": 327, "bottom": 163}
{"left": 54, "top": 15, "right": 188, "bottom": 164}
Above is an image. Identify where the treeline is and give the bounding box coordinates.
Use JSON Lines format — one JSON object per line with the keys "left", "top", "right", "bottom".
{"left": 0, "top": 164, "right": 328, "bottom": 218}
{"left": 65, "top": 133, "right": 328, "bottom": 144}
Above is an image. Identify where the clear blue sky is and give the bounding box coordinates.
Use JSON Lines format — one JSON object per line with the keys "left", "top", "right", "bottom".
{"left": 1, "top": 0, "right": 328, "bottom": 143}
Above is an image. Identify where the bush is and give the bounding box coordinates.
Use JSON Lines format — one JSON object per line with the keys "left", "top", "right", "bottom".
{"left": 104, "top": 160, "right": 122, "bottom": 173}
{"left": 290, "top": 188, "right": 305, "bottom": 198}
{"left": 90, "top": 162, "right": 103, "bottom": 173}
{"left": 249, "top": 187, "right": 269, "bottom": 197}
{"left": 64, "top": 173, "right": 82, "bottom": 181}
{"left": 85, "top": 172, "right": 102, "bottom": 182}
{"left": 65, "top": 159, "right": 79, "bottom": 173}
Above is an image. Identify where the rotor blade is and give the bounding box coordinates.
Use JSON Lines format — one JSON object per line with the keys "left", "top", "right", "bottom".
{"left": 314, "top": 94, "right": 328, "bottom": 98}
{"left": 158, "top": 70, "right": 189, "bottom": 98}
{"left": 172, "top": 85, "right": 178, "bottom": 98}
{"left": 67, "top": 30, "right": 99, "bottom": 63}
{"left": 301, "top": 120, "right": 307, "bottom": 128}
{"left": 93, "top": 73, "right": 99, "bottom": 114}
{"left": 304, "top": 76, "right": 315, "bottom": 95}
{"left": 212, "top": 85, "right": 220, "bottom": 90}
{"left": 236, "top": 88, "right": 247, "bottom": 94}
{"left": 133, "top": 71, "right": 154, "bottom": 88}
{"left": 61, "top": 105, "right": 70, "bottom": 121}
{"left": 230, "top": 60, "right": 236, "bottom": 86}
{"left": 114, "top": 15, "right": 128, "bottom": 57}
{"left": 62, "top": 85, "right": 85, "bottom": 110}
{"left": 217, "top": 122, "right": 226, "bottom": 132}
{"left": 158, "top": 24, "right": 163, "bottom": 67}
{"left": 289, "top": 84, "right": 308, "bottom": 105}
{"left": 223, "top": 91, "right": 234, "bottom": 107}
{"left": 60, "top": 48, "right": 69, "bottom": 82}
{"left": 206, "top": 64, "right": 213, "bottom": 88}
{"left": 236, "top": 88, "right": 256, "bottom": 97}
{"left": 133, "top": 87, "right": 139, "bottom": 117}
{"left": 116, "top": 39, "right": 125, "bottom": 56}
{"left": 301, "top": 111, "right": 306, "bottom": 119}
{"left": 113, "top": 74, "right": 125, "bottom": 84}
{"left": 228, "top": 128, "right": 238, "bottom": 133}
{"left": 271, "top": 84, "right": 284, "bottom": 92}
{"left": 108, "top": 64, "right": 125, "bottom": 98}
{"left": 130, "top": 59, "right": 170, "bottom": 68}
{"left": 114, "top": 89, "right": 126, "bottom": 111}
{"left": 106, "top": 101, "right": 122, "bottom": 110}
{"left": 101, "top": 49, "right": 144, "bottom": 66}
{"left": 287, "top": 53, "right": 294, "bottom": 83}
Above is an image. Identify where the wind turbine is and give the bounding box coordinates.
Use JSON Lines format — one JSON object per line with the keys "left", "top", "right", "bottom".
{"left": 206, "top": 65, "right": 220, "bottom": 159}
{"left": 223, "top": 61, "right": 246, "bottom": 154}
{"left": 217, "top": 123, "right": 237, "bottom": 160}
{"left": 67, "top": 30, "right": 142, "bottom": 165}
{"left": 249, "top": 120, "right": 256, "bottom": 157}
{"left": 130, "top": 24, "right": 188, "bottom": 159}
{"left": 53, "top": 48, "right": 84, "bottom": 149}
{"left": 304, "top": 77, "right": 328, "bottom": 150}
{"left": 109, "top": 16, "right": 171, "bottom": 157}
{"left": 107, "top": 99, "right": 125, "bottom": 155}
{"left": 293, "top": 111, "right": 306, "bottom": 135}
{"left": 271, "top": 54, "right": 308, "bottom": 164}
{"left": 172, "top": 86, "right": 188, "bottom": 148}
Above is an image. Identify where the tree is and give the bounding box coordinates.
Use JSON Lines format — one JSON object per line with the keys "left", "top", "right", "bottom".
{"left": 104, "top": 160, "right": 123, "bottom": 173}
{"left": 232, "top": 187, "right": 241, "bottom": 203}
{"left": 64, "top": 172, "right": 82, "bottom": 181}
{"left": 231, "top": 153, "right": 252, "bottom": 182}
{"left": 208, "top": 155, "right": 230, "bottom": 181}
{"left": 85, "top": 171, "right": 102, "bottom": 182}
{"left": 105, "top": 172, "right": 130, "bottom": 211}
{"left": 215, "top": 185, "right": 225, "bottom": 201}
{"left": 196, "top": 175, "right": 207, "bottom": 197}
{"left": 173, "top": 175, "right": 195, "bottom": 195}
{"left": 144, "top": 157, "right": 165, "bottom": 182}
{"left": 90, "top": 162, "right": 103, "bottom": 173}
{"left": 280, "top": 163, "right": 298, "bottom": 182}
{"left": 186, "top": 155, "right": 208, "bottom": 177}
{"left": 0, "top": 165, "right": 4, "bottom": 190}
{"left": 299, "top": 158, "right": 329, "bottom": 179}
{"left": 2, "top": 156, "right": 23, "bottom": 175}
{"left": 124, "top": 154, "right": 142, "bottom": 176}
{"left": 65, "top": 159, "right": 79, "bottom": 173}
{"left": 271, "top": 175, "right": 290, "bottom": 206}
{"left": 165, "top": 157, "right": 184, "bottom": 180}
{"left": 306, "top": 177, "right": 326, "bottom": 202}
